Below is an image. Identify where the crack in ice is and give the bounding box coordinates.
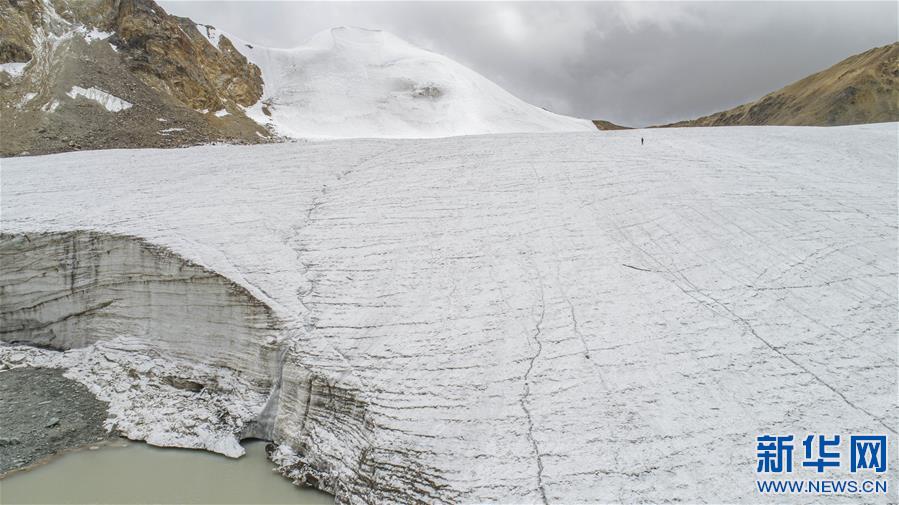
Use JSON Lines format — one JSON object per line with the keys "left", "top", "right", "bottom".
{"left": 519, "top": 281, "right": 549, "bottom": 505}
{"left": 613, "top": 222, "right": 898, "bottom": 436}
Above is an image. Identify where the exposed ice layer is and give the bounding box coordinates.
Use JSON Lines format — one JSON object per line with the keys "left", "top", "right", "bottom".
{"left": 0, "top": 231, "right": 288, "bottom": 456}
{"left": 224, "top": 26, "right": 595, "bottom": 138}
{"left": 0, "top": 232, "right": 284, "bottom": 386}
{"left": 1, "top": 124, "right": 897, "bottom": 504}
{"left": 66, "top": 86, "right": 132, "bottom": 112}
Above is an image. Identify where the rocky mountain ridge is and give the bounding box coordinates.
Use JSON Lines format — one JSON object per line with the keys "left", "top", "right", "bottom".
{"left": 0, "top": 0, "right": 273, "bottom": 156}
{"left": 666, "top": 42, "right": 899, "bottom": 127}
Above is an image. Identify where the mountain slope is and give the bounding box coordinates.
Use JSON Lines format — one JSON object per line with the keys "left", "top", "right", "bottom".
{"left": 592, "top": 119, "right": 631, "bottom": 130}
{"left": 1, "top": 1, "right": 593, "bottom": 156}
{"left": 0, "top": 0, "right": 271, "bottom": 156}
{"left": 667, "top": 43, "right": 899, "bottom": 127}
{"left": 201, "top": 25, "right": 595, "bottom": 139}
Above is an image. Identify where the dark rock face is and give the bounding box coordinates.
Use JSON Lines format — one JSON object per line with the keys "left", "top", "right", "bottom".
{"left": 0, "top": 0, "right": 271, "bottom": 156}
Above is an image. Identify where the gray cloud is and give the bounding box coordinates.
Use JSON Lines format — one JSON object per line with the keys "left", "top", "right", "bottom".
{"left": 160, "top": 1, "right": 898, "bottom": 126}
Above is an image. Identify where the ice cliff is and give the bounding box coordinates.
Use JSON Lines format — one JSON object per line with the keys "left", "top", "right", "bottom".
{"left": 1, "top": 125, "right": 897, "bottom": 503}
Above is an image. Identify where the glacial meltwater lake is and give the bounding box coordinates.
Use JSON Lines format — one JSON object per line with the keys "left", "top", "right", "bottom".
{"left": 0, "top": 440, "right": 333, "bottom": 504}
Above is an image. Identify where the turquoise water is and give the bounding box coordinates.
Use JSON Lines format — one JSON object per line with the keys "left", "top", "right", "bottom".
{"left": 0, "top": 440, "right": 333, "bottom": 504}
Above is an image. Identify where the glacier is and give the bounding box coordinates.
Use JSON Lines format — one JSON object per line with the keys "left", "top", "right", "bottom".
{"left": 1, "top": 124, "right": 897, "bottom": 503}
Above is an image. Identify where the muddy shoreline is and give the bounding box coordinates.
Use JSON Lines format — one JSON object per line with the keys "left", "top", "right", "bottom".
{"left": 0, "top": 367, "right": 117, "bottom": 476}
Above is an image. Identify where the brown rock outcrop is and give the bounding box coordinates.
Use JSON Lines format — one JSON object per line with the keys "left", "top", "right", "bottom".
{"left": 0, "top": 0, "right": 270, "bottom": 156}
{"left": 665, "top": 43, "right": 899, "bottom": 127}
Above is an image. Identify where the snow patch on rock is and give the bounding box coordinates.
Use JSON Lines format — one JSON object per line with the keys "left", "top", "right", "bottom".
{"left": 41, "top": 99, "right": 60, "bottom": 112}
{"left": 79, "top": 27, "right": 113, "bottom": 43}
{"left": 196, "top": 23, "right": 223, "bottom": 49}
{"left": 66, "top": 86, "right": 132, "bottom": 112}
{"left": 0, "top": 61, "right": 30, "bottom": 78}
{"left": 15, "top": 92, "right": 37, "bottom": 109}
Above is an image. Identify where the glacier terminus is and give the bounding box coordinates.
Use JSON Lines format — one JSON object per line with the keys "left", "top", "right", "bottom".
{"left": 1, "top": 124, "right": 896, "bottom": 503}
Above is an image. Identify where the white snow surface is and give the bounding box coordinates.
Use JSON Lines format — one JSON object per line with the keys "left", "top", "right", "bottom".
{"left": 66, "top": 86, "right": 132, "bottom": 112}
{"left": 0, "top": 61, "right": 30, "bottom": 78}
{"left": 15, "top": 92, "right": 37, "bottom": 109}
{"left": 224, "top": 26, "right": 595, "bottom": 139}
{"left": 41, "top": 99, "right": 60, "bottom": 113}
{"left": 80, "top": 27, "right": 113, "bottom": 43}
{"left": 196, "top": 23, "right": 223, "bottom": 48}
{"left": 1, "top": 125, "right": 897, "bottom": 503}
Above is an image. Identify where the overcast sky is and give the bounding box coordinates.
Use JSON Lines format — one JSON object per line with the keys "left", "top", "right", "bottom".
{"left": 160, "top": 1, "right": 897, "bottom": 126}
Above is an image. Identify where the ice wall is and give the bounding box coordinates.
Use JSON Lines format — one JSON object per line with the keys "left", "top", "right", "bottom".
{"left": 0, "top": 231, "right": 283, "bottom": 387}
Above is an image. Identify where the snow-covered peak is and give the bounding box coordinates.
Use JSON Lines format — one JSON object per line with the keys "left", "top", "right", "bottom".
{"left": 304, "top": 26, "right": 393, "bottom": 50}
{"left": 217, "top": 25, "right": 595, "bottom": 139}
